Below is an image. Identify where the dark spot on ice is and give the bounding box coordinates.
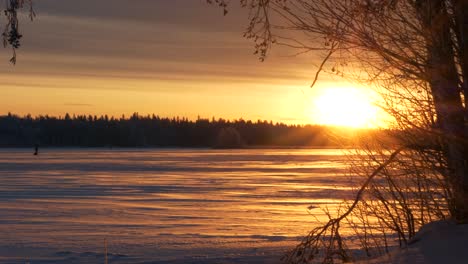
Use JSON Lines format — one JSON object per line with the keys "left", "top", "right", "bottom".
{"left": 250, "top": 235, "right": 288, "bottom": 242}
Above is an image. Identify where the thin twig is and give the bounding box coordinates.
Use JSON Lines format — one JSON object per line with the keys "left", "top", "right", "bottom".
{"left": 310, "top": 42, "right": 337, "bottom": 89}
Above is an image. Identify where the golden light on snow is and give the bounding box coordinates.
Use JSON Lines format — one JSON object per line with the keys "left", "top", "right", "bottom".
{"left": 310, "top": 87, "right": 379, "bottom": 128}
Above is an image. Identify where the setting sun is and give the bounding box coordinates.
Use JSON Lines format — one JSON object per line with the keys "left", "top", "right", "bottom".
{"left": 310, "top": 87, "right": 379, "bottom": 128}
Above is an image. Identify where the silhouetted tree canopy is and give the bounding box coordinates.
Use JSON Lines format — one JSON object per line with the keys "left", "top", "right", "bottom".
{"left": 0, "top": 113, "right": 346, "bottom": 148}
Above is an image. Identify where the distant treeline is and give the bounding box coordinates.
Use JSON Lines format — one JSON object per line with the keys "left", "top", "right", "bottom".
{"left": 0, "top": 113, "right": 357, "bottom": 148}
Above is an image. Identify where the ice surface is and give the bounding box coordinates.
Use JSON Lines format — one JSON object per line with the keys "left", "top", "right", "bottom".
{"left": 0, "top": 148, "right": 353, "bottom": 263}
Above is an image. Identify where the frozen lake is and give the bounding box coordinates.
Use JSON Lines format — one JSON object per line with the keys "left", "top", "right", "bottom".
{"left": 0, "top": 148, "right": 355, "bottom": 263}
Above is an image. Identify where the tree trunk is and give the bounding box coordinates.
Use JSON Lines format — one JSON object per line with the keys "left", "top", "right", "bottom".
{"left": 417, "top": 0, "right": 468, "bottom": 222}
{"left": 452, "top": 0, "right": 468, "bottom": 121}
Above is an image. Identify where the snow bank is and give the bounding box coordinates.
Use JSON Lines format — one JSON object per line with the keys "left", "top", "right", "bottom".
{"left": 364, "top": 220, "right": 468, "bottom": 264}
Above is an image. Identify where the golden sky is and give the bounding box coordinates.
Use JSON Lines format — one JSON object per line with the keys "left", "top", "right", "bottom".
{"left": 0, "top": 0, "right": 381, "bottom": 126}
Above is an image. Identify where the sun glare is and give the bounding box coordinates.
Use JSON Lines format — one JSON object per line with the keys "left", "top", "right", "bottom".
{"left": 310, "top": 87, "right": 379, "bottom": 128}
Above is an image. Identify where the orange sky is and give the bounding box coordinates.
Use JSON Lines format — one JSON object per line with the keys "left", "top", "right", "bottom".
{"left": 0, "top": 1, "right": 380, "bottom": 125}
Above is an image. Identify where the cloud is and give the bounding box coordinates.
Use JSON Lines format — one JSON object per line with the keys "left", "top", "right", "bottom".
{"left": 33, "top": 0, "right": 246, "bottom": 30}
{"left": 0, "top": 0, "right": 331, "bottom": 124}
{"left": 7, "top": 2, "right": 322, "bottom": 86}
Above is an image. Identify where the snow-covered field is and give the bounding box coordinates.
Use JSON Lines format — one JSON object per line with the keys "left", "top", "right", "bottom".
{"left": 0, "top": 148, "right": 354, "bottom": 263}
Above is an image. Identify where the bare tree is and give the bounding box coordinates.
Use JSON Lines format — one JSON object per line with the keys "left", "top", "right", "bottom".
{"left": 207, "top": 0, "right": 467, "bottom": 262}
